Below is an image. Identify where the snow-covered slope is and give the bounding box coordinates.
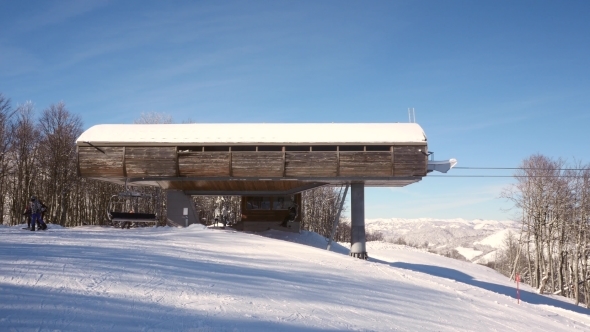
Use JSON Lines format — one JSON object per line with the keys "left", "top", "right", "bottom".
{"left": 1, "top": 224, "right": 588, "bottom": 331}
{"left": 366, "top": 218, "right": 520, "bottom": 263}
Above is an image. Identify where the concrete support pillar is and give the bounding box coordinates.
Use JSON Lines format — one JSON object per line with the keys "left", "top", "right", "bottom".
{"left": 166, "top": 190, "right": 199, "bottom": 227}
{"left": 350, "top": 182, "right": 368, "bottom": 259}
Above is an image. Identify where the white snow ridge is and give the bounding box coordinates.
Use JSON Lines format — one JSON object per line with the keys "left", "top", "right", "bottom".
{"left": 1, "top": 224, "right": 589, "bottom": 331}
{"left": 365, "top": 218, "right": 521, "bottom": 264}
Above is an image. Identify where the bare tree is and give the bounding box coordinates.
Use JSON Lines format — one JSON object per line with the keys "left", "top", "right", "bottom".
{"left": 503, "top": 154, "right": 590, "bottom": 305}
{"left": 134, "top": 111, "right": 173, "bottom": 124}
{"left": 36, "top": 102, "right": 83, "bottom": 226}
{"left": 6, "top": 102, "right": 40, "bottom": 225}
{"left": 301, "top": 186, "right": 347, "bottom": 238}
{"left": 0, "top": 94, "right": 17, "bottom": 223}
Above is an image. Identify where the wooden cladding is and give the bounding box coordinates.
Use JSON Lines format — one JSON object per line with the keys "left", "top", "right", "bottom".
{"left": 232, "top": 152, "right": 284, "bottom": 177}
{"left": 178, "top": 152, "right": 230, "bottom": 177}
{"left": 125, "top": 147, "right": 177, "bottom": 177}
{"left": 339, "top": 152, "right": 392, "bottom": 177}
{"left": 78, "top": 145, "right": 427, "bottom": 178}
{"left": 78, "top": 146, "right": 125, "bottom": 177}
{"left": 394, "top": 146, "right": 427, "bottom": 176}
{"left": 285, "top": 152, "right": 337, "bottom": 177}
{"left": 165, "top": 180, "right": 310, "bottom": 192}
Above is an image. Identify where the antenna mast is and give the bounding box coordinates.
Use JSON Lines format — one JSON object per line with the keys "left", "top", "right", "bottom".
{"left": 408, "top": 108, "right": 416, "bottom": 123}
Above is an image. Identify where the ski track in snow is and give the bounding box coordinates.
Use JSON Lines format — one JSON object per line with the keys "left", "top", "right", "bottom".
{"left": 1, "top": 224, "right": 589, "bottom": 331}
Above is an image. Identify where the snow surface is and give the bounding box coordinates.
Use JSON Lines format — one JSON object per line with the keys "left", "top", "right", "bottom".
{"left": 75, "top": 123, "right": 427, "bottom": 145}
{"left": 1, "top": 223, "right": 589, "bottom": 331}
{"left": 454, "top": 247, "right": 484, "bottom": 261}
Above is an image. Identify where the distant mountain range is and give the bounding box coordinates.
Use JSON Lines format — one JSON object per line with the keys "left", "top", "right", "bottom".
{"left": 365, "top": 218, "right": 521, "bottom": 263}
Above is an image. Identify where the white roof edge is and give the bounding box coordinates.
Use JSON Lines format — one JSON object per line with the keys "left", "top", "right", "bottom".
{"left": 76, "top": 123, "right": 428, "bottom": 145}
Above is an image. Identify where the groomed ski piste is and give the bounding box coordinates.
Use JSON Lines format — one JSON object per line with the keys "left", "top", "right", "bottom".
{"left": 1, "top": 224, "right": 589, "bottom": 331}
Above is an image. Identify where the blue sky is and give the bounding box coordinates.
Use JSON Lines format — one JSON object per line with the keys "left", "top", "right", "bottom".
{"left": 1, "top": 0, "right": 589, "bottom": 221}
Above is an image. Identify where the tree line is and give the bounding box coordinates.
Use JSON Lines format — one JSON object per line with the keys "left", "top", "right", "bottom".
{"left": 496, "top": 154, "right": 590, "bottom": 306}
{"left": 0, "top": 94, "right": 114, "bottom": 227}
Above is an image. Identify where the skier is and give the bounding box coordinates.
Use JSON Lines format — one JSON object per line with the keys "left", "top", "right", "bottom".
{"left": 221, "top": 206, "right": 228, "bottom": 228}
{"left": 280, "top": 202, "right": 298, "bottom": 228}
{"left": 39, "top": 200, "right": 49, "bottom": 225}
{"left": 214, "top": 207, "right": 220, "bottom": 227}
{"left": 29, "top": 196, "right": 47, "bottom": 231}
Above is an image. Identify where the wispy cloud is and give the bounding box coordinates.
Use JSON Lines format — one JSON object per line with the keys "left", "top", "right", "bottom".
{"left": 14, "top": 0, "right": 110, "bottom": 32}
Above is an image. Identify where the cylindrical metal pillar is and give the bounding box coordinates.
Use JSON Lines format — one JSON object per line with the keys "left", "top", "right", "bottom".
{"left": 350, "top": 182, "right": 368, "bottom": 259}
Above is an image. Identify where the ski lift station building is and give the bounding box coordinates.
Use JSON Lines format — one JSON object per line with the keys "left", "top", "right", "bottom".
{"left": 76, "top": 123, "right": 455, "bottom": 259}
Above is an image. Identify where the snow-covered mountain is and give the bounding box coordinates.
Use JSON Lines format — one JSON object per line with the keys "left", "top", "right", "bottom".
{"left": 1, "top": 223, "right": 588, "bottom": 331}
{"left": 366, "top": 218, "right": 520, "bottom": 263}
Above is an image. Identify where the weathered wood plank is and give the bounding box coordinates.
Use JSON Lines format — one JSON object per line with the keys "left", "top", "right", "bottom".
{"left": 285, "top": 152, "right": 337, "bottom": 177}
{"left": 125, "top": 160, "right": 178, "bottom": 177}
{"left": 126, "top": 147, "right": 176, "bottom": 159}
{"left": 165, "top": 179, "right": 311, "bottom": 192}
{"left": 231, "top": 152, "right": 283, "bottom": 177}
{"left": 178, "top": 152, "right": 231, "bottom": 177}
{"left": 78, "top": 146, "right": 125, "bottom": 177}
{"left": 339, "top": 152, "right": 392, "bottom": 177}
{"left": 393, "top": 145, "right": 427, "bottom": 176}
{"left": 125, "top": 147, "right": 177, "bottom": 177}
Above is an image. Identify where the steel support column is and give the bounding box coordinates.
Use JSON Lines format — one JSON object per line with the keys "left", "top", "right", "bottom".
{"left": 166, "top": 190, "right": 199, "bottom": 227}
{"left": 350, "top": 182, "right": 368, "bottom": 259}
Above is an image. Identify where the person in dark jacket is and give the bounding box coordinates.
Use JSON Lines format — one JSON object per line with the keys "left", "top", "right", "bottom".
{"left": 29, "top": 196, "right": 47, "bottom": 231}
{"left": 280, "top": 203, "right": 298, "bottom": 227}
{"left": 39, "top": 200, "right": 48, "bottom": 224}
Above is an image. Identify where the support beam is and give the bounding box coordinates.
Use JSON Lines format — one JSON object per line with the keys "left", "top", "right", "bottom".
{"left": 350, "top": 182, "right": 368, "bottom": 259}
{"left": 166, "top": 190, "right": 199, "bottom": 227}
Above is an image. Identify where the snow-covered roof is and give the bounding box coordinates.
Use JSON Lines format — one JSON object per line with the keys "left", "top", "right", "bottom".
{"left": 76, "top": 123, "right": 427, "bottom": 146}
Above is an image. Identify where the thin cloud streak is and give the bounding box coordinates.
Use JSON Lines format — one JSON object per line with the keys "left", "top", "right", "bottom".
{"left": 14, "top": 0, "right": 110, "bottom": 32}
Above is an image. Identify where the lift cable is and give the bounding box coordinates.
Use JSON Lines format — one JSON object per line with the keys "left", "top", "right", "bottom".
{"left": 454, "top": 166, "right": 589, "bottom": 171}
{"left": 428, "top": 175, "right": 588, "bottom": 178}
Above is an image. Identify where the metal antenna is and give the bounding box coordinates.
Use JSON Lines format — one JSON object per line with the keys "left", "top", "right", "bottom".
{"left": 407, "top": 108, "right": 416, "bottom": 123}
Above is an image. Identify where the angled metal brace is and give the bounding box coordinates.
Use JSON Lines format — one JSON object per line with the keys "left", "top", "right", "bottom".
{"left": 327, "top": 183, "right": 349, "bottom": 251}
{"left": 83, "top": 141, "right": 105, "bottom": 154}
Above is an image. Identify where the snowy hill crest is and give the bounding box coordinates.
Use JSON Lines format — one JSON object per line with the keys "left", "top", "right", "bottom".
{"left": 365, "top": 217, "right": 520, "bottom": 263}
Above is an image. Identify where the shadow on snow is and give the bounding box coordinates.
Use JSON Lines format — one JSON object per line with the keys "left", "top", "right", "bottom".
{"left": 385, "top": 261, "right": 589, "bottom": 316}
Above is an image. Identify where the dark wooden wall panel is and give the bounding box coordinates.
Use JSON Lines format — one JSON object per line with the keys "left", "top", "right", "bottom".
{"left": 125, "top": 147, "right": 177, "bottom": 177}
{"left": 339, "top": 152, "right": 392, "bottom": 177}
{"left": 178, "top": 152, "right": 230, "bottom": 177}
{"left": 393, "top": 145, "right": 427, "bottom": 176}
{"left": 78, "top": 146, "right": 125, "bottom": 177}
{"left": 232, "top": 152, "right": 283, "bottom": 177}
{"left": 285, "top": 152, "right": 337, "bottom": 177}
{"left": 165, "top": 180, "right": 311, "bottom": 192}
